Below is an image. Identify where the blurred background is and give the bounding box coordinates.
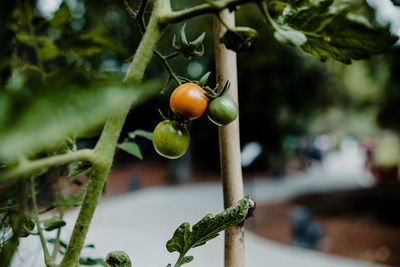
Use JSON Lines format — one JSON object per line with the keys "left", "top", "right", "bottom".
{"left": 2, "top": 0, "right": 400, "bottom": 266}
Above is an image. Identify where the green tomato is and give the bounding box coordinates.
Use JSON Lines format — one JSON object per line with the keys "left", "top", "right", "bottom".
{"left": 152, "top": 120, "right": 190, "bottom": 159}
{"left": 207, "top": 96, "right": 238, "bottom": 126}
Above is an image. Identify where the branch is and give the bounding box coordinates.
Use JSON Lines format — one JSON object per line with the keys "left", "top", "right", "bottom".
{"left": 154, "top": 50, "right": 181, "bottom": 87}
{"left": 0, "top": 149, "right": 94, "bottom": 183}
{"left": 30, "top": 177, "right": 54, "bottom": 267}
{"left": 160, "top": 0, "right": 259, "bottom": 24}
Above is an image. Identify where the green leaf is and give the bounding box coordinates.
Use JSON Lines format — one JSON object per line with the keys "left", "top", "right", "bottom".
{"left": 47, "top": 238, "right": 68, "bottom": 249}
{"left": 220, "top": 27, "right": 258, "bottom": 53}
{"left": 117, "top": 141, "right": 143, "bottom": 160}
{"left": 180, "top": 256, "right": 194, "bottom": 265}
{"left": 53, "top": 196, "right": 82, "bottom": 208}
{"left": 20, "top": 216, "right": 35, "bottom": 237}
{"left": 79, "top": 257, "right": 107, "bottom": 266}
{"left": 128, "top": 129, "right": 153, "bottom": 141}
{"left": 57, "top": 26, "right": 126, "bottom": 57}
{"left": 0, "top": 205, "right": 18, "bottom": 214}
{"left": 106, "top": 251, "right": 132, "bottom": 267}
{"left": 273, "top": 29, "right": 307, "bottom": 46}
{"left": 300, "top": 13, "right": 399, "bottom": 63}
{"left": 50, "top": 2, "right": 71, "bottom": 29}
{"left": 166, "top": 196, "right": 249, "bottom": 265}
{"left": 0, "top": 70, "right": 160, "bottom": 160}
{"left": 270, "top": 0, "right": 398, "bottom": 63}
{"left": 43, "top": 216, "right": 66, "bottom": 231}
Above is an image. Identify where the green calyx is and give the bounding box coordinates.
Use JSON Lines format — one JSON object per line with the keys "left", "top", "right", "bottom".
{"left": 173, "top": 23, "right": 206, "bottom": 59}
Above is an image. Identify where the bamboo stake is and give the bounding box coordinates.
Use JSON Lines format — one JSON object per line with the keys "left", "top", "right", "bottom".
{"left": 214, "top": 9, "right": 245, "bottom": 267}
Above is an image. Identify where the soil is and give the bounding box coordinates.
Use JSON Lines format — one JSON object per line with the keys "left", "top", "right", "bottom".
{"left": 246, "top": 182, "right": 400, "bottom": 267}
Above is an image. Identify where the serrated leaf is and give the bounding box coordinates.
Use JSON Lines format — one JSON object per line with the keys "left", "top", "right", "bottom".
{"left": 166, "top": 196, "right": 249, "bottom": 257}
{"left": 300, "top": 13, "right": 399, "bottom": 63}
{"left": 43, "top": 216, "right": 66, "bottom": 231}
{"left": 117, "top": 141, "right": 143, "bottom": 160}
{"left": 0, "top": 71, "right": 159, "bottom": 160}
{"left": 128, "top": 129, "right": 153, "bottom": 141}
{"left": 270, "top": 0, "right": 398, "bottom": 63}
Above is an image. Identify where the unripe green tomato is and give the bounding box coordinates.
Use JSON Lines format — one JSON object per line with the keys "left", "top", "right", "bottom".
{"left": 207, "top": 96, "right": 238, "bottom": 126}
{"left": 152, "top": 120, "right": 190, "bottom": 159}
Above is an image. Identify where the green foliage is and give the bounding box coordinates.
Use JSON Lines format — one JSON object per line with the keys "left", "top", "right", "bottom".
{"left": 43, "top": 216, "right": 66, "bottom": 231}
{"left": 105, "top": 250, "right": 132, "bottom": 267}
{"left": 220, "top": 26, "right": 259, "bottom": 52}
{"left": 173, "top": 23, "right": 205, "bottom": 59}
{"left": 117, "top": 141, "right": 143, "bottom": 160}
{"left": 166, "top": 196, "right": 250, "bottom": 266}
{"left": 79, "top": 257, "right": 107, "bottom": 266}
{"left": 269, "top": 0, "right": 398, "bottom": 63}
{"left": 0, "top": 1, "right": 16, "bottom": 85}
{"left": 0, "top": 71, "right": 159, "bottom": 160}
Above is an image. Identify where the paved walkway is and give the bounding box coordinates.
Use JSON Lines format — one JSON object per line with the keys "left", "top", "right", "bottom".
{"left": 14, "top": 141, "right": 383, "bottom": 267}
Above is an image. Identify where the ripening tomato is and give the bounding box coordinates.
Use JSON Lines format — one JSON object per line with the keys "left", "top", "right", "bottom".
{"left": 170, "top": 83, "right": 208, "bottom": 120}
{"left": 152, "top": 120, "right": 190, "bottom": 159}
{"left": 207, "top": 95, "right": 238, "bottom": 126}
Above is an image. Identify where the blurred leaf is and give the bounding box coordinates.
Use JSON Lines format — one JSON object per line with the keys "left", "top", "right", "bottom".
{"left": 50, "top": 2, "right": 71, "bottom": 29}
{"left": 0, "top": 1, "right": 16, "bottom": 84}
{"left": 9, "top": 214, "right": 34, "bottom": 237}
{"left": 117, "top": 141, "right": 143, "bottom": 160}
{"left": 0, "top": 70, "right": 160, "bottom": 160}
{"left": 273, "top": 29, "right": 307, "bottom": 47}
{"left": 128, "top": 129, "right": 153, "bottom": 141}
{"left": 220, "top": 27, "right": 258, "bottom": 53}
{"left": 84, "top": 243, "right": 95, "bottom": 249}
{"left": 43, "top": 216, "right": 66, "bottom": 231}
{"left": 79, "top": 257, "right": 107, "bottom": 266}
{"left": 53, "top": 196, "right": 82, "bottom": 208}
{"left": 0, "top": 205, "right": 18, "bottom": 214}
{"left": 166, "top": 197, "right": 249, "bottom": 266}
{"left": 57, "top": 26, "right": 126, "bottom": 57}
{"left": 270, "top": 0, "right": 398, "bottom": 63}
{"left": 47, "top": 238, "right": 68, "bottom": 249}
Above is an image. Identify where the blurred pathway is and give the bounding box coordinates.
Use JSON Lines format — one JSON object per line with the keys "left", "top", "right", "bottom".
{"left": 14, "top": 141, "right": 383, "bottom": 267}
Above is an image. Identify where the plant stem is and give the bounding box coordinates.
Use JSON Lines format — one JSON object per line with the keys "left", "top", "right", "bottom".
{"left": 154, "top": 50, "right": 181, "bottom": 86}
{"left": 59, "top": 1, "right": 169, "bottom": 266}
{"left": 0, "top": 179, "right": 27, "bottom": 267}
{"left": 213, "top": 8, "right": 244, "bottom": 267}
{"left": 258, "top": 1, "right": 282, "bottom": 32}
{"left": 160, "top": 0, "right": 261, "bottom": 24}
{"left": 0, "top": 149, "right": 94, "bottom": 183}
{"left": 30, "top": 177, "right": 54, "bottom": 267}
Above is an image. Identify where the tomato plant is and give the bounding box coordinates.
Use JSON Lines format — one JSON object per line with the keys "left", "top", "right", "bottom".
{"left": 207, "top": 95, "right": 238, "bottom": 126}
{"left": 0, "top": 0, "right": 397, "bottom": 267}
{"left": 170, "top": 83, "right": 208, "bottom": 120}
{"left": 152, "top": 120, "right": 190, "bottom": 159}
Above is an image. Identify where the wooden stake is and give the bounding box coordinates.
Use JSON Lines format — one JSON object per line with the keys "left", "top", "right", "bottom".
{"left": 214, "top": 9, "right": 245, "bottom": 267}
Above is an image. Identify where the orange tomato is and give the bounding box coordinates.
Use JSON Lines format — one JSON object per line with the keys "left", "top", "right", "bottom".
{"left": 170, "top": 83, "right": 208, "bottom": 120}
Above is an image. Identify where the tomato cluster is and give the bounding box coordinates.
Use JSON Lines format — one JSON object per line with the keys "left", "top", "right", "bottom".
{"left": 153, "top": 76, "right": 238, "bottom": 159}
